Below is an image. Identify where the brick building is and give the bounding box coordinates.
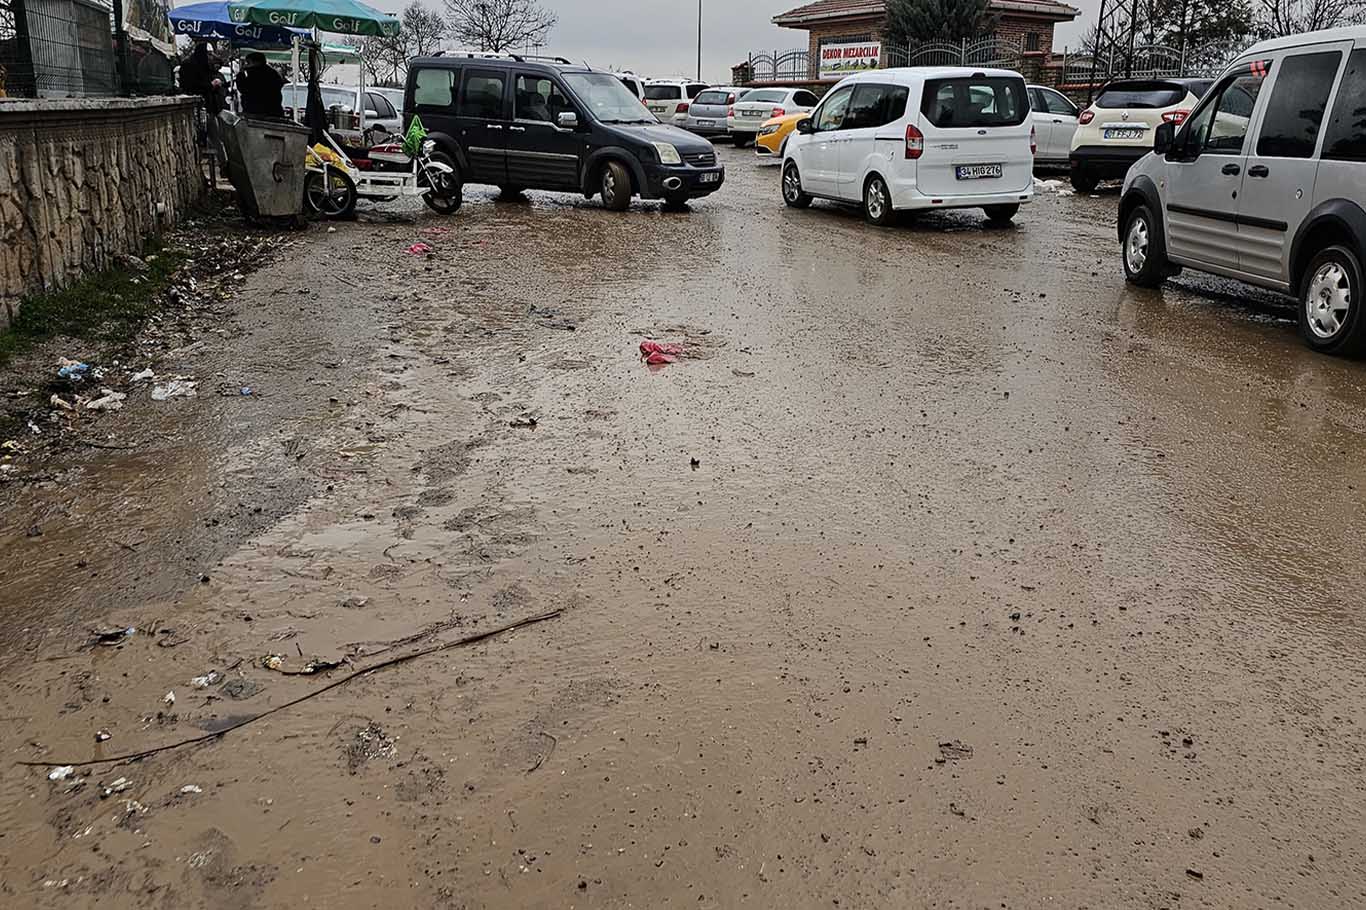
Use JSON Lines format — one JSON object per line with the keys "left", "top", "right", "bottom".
{"left": 770, "top": 0, "right": 1080, "bottom": 84}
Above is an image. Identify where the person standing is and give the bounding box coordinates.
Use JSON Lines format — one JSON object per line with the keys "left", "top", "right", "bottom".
{"left": 235, "top": 52, "right": 286, "bottom": 120}
{"left": 179, "top": 42, "right": 224, "bottom": 116}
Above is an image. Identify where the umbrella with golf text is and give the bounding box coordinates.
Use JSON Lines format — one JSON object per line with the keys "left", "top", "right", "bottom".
{"left": 226, "top": 0, "right": 400, "bottom": 37}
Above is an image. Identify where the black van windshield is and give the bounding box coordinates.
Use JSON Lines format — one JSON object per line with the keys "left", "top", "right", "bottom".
{"left": 565, "top": 72, "right": 655, "bottom": 123}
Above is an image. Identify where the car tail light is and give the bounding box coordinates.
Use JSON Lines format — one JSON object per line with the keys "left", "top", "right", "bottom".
{"left": 1030, "top": 125, "right": 1037, "bottom": 156}
{"left": 1079, "top": 110, "right": 1095, "bottom": 125}
{"left": 727, "top": 105, "right": 734, "bottom": 117}
{"left": 676, "top": 102, "right": 689, "bottom": 114}
{"left": 905, "top": 123, "right": 924, "bottom": 159}
{"left": 727, "top": 93, "right": 735, "bottom": 104}
{"left": 1162, "top": 109, "right": 1190, "bottom": 124}
{"left": 772, "top": 107, "right": 785, "bottom": 118}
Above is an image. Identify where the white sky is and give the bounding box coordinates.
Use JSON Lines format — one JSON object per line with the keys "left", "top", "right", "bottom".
{"left": 190, "top": 0, "right": 1101, "bottom": 84}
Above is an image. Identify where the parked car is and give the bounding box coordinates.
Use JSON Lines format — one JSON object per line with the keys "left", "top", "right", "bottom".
{"left": 781, "top": 67, "right": 1034, "bottom": 226}
{"left": 730, "top": 87, "right": 820, "bottom": 146}
{"left": 404, "top": 57, "right": 724, "bottom": 211}
{"left": 644, "top": 80, "right": 708, "bottom": 126}
{"left": 686, "top": 86, "right": 750, "bottom": 139}
{"left": 1028, "top": 84, "right": 1079, "bottom": 167}
{"left": 1119, "top": 27, "right": 1366, "bottom": 355}
{"left": 1070, "top": 77, "right": 1212, "bottom": 192}
{"left": 372, "top": 86, "right": 407, "bottom": 120}
{"left": 282, "top": 83, "right": 403, "bottom": 135}
{"left": 755, "top": 112, "right": 810, "bottom": 162}
{"left": 616, "top": 72, "right": 647, "bottom": 101}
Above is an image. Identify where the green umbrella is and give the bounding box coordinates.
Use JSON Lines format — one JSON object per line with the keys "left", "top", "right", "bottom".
{"left": 226, "top": 0, "right": 400, "bottom": 37}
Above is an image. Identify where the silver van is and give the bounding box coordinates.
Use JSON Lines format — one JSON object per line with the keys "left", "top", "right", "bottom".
{"left": 1120, "top": 26, "right": 1366, "bottom": 355}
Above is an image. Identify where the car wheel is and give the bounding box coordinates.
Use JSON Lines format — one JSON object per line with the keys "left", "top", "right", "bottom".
{"left": 1299, "top": 245, "right": 1366, "bottom": 356}
{"left": 863, "top": 175, "right": 895, "bottom": 226}
{"left": 1071, "top": 170, "right": 1099, "bottom": 194}
{"left": 1121, "top": 203, "right": 1167, "bottom": 288}
{"left": 984, "top": 204, "right": 1019, "bottom": 225}
{"left": 782, "top": 161, "right": 811, "bottom": 209}
{"left": 498, "top": 185, "right": 525, "bottom": 198}
{"left": 600, "top": 160, "right": 632, "bottom": 212}
{"left": 420, "top": 151, "right": 463, "bottom": 214}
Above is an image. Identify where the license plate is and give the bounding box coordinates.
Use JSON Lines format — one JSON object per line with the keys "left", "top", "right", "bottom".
{"left": 955, "top": 164, "right": 1002, "bottom": 180}
{"left": 648, "top": 104, "right": 667, "bottom": 114}
{"left": 699, "top": 172, "right": 720, "bottom": 184}
{"left": 745, "top": 111, "right": 765, "bottom": 118}
{"left": 1104, "top": 128, "right": 1146, "bottom": 140}
{"left": 695, "top": 119, "right": 714, "bottom": 127}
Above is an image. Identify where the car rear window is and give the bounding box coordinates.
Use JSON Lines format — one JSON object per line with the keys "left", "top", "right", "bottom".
{"left": 695, "top": 90, "right": 730, "bottom": 105}
{"left": 744, "top": 90, "right": 788, "bottom": 104}
{"left": 1096, "top": 81, "right": 1188, "bottom": 108}
{"left": 920, "top": 77, "right": 1027, "bottom": 128}
{"left": 645, "top": 85, "right": 683, "bottom": 100}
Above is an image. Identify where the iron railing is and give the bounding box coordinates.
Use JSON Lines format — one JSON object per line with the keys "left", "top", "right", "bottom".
{"left": 748, "top": 37, "right": 1028, "bottom": 83}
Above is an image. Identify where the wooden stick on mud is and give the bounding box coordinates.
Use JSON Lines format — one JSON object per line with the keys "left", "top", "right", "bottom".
{"left": 18, "top": 608, "right": 564, "bottom": 769}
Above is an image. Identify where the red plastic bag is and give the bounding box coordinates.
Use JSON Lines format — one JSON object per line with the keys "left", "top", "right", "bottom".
{"left": 640, "top": 340, "right": 683, "bottom": 364}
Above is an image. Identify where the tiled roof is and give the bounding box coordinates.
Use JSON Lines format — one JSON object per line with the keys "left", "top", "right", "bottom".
{"left": 773, "top": 0, "right": 1079, "bottom": 26}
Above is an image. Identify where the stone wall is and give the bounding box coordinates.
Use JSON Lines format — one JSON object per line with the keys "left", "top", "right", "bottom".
{"left": 0, "top": 97, "right": 203, "bottom": 327}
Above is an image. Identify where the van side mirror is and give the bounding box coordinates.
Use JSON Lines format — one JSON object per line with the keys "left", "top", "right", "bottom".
{"left": 557, "top": 111, "right": 579, "bottom": 130}
{"left": 1154, "top": 121, "right": 1175, "bottom": 156}
{"left": 796, "top": 117, "right": 815, "bottom": 135}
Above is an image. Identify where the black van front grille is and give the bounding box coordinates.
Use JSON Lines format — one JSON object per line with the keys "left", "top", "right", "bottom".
{"left": 684, "top": 151, "right": 716, "bottom": 168}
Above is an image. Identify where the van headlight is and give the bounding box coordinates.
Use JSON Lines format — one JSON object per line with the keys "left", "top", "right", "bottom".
{"left": 652, "top": 142, "right": 682, "bottom": 165}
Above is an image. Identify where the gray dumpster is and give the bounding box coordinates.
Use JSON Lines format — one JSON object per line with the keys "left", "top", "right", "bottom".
{"left": 218, "top": 112, "right": 310, "bottom": 219}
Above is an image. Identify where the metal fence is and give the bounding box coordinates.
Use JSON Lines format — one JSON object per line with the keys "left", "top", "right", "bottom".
{"left": 0, "top": 0, "right": 126, "bottom": 98}
{"left": 748, "top": 37, "right": 1027, "bottom": 84}
{"left": 1058, "top": 39, "right": 1255, "bottom": 87}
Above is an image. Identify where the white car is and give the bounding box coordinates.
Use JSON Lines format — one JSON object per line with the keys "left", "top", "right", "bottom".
{"left": 1028, "top": 84, "right": 1079, "bottom": 166}
{"left": 782, "top": 67, "right": 1035, "bottom": 226}
{"left": 729, "top": 87, "right": 819, "bottom": 146}
{"left": 616, "top": 72, "right": 647, "bottom": 101}
{"left": 644, "top": 80, "right": 708, "bottom": 126}
{"left": 281, "top": 83, "right": 402, "bottom": 135}
{"left": 1069, "top": 78, "right": 1213, "bottom": 192}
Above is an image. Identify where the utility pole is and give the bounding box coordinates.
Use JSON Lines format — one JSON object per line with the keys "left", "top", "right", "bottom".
{"left": 696, "top": 0, "right": 702, "bottom": 82}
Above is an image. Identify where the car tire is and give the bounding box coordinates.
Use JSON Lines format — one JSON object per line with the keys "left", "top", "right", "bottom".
{"left": 1121, "top": 203, "right": 1167, "bottom": 289}
{"left": 600, "top": 160, "right": 632, "bottom": 212}
{"left": 498, "top": 185, "right": 525, "bottom": 198}
{"left": 863, "top": 175, "right": 895, "bottom": 226}
{"left": 1071, "top": 170, "right": 1099, "bottom": 194}
{"left": 1299, "top": 244, "right": 1366, "bottom": 356}
{"left": 420, "top": 151, "right": 463, "bottom": 215}
{"left": 782, "top": 161, "right": 811, "bottom": 209}
{"left": 984, "top": 204, "right": 1019, "bottom": 225}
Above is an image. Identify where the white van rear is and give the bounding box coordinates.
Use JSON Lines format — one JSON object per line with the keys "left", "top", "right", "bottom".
{"left": 781, "top": 67, "right": 1035, "bottom": 226}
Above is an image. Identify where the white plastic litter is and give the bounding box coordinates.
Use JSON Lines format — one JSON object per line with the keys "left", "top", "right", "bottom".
{"left": 163, "top": 691, "right": 176, "bottom": 707}
{"left": 48, "top": 766, "right": 75, "bottom": 781}
{"left": 85, "top": 390, "right": 127, "bottom": 412}
{"left": 151, "top": 380, "right": 197, "bottom": 402}
{"left": 130, "top": 368, "right": 155, "bottom": 383}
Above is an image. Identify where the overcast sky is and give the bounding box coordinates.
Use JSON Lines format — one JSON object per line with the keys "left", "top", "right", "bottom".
{"left": 348, "top": 0, "right": 1102, "bottom": 83}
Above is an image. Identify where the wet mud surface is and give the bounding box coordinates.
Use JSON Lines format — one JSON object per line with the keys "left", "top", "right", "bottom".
{"left": 3, "top": 148, "right": 1366, "bottom": 909}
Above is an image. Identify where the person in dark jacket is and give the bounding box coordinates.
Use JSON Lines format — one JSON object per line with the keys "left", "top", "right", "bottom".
{"left": 236, "top": 52, "right": 286, "bottom": 120}
{"left": 179, "top": 42, "right": 224, "bottom": 115}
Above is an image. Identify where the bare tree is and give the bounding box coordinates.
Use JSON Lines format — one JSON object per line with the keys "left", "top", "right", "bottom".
{"left": 1259, "top": 0, "right": 1365, "bottom": 35}
{"left": 443, "top": 0, "right": 556, "bottom": 53}
{"left": 356, "top": 2, "right": 448, "bottom": 87}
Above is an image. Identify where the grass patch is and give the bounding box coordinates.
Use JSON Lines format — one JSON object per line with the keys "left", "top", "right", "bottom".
{"left": 0, "top": 243, "right": 186, "bottom": 368}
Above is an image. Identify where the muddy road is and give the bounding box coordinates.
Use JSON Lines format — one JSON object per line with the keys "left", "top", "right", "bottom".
{"left": 3, "top": 148, "right": 1366, "bottom": 909}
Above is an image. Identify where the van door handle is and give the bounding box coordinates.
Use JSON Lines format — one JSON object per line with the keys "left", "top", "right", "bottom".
{"left": 487, "top": 124, "right": 503, "bottom": 131}
{"left": 508, "top": 126, "right": 526, "bottom": 132}
{"left": 1222, "top": 163, "right": 1241, "bottom": 176}
{"left": 1248, "top": 165, "right": 1270, "bottom": 178}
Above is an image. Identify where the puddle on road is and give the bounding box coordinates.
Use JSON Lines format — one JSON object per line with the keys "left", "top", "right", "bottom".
{"left": 4, "top": 147, "right": 1366, "bottom": 909}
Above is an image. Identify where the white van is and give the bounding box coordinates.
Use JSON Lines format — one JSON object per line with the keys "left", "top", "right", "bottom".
{"left": 781, "top": 67, "right": 1035, "bottom": 226}
{"left": 1119, "top": 26, "right": 1366, "bottom": 355}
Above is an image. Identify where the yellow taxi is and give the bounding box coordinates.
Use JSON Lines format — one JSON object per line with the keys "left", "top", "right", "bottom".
{"left": 755, "top": 112, "right": 811, "bottom": 163}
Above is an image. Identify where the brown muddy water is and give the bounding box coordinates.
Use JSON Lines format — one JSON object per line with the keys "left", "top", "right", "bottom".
{"left": 3, "top": 148, "right": 1366, "bottom": 909}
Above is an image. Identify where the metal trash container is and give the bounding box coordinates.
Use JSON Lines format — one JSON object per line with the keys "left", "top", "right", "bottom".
{"left": 218, "top": 112, "right": 310, "bottom": 218}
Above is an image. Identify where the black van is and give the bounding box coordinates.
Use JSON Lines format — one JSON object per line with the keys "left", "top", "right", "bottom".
{"left": 402, "top": 54, "right": 726, "bottom": 212}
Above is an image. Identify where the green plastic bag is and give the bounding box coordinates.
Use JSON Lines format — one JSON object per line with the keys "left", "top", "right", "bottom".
{"left": 401, "top": 115, "right": 428, "bottom": 158}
